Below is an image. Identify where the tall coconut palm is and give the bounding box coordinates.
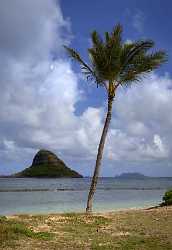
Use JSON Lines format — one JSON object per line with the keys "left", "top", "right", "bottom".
{"left": 64, "top": 24, "right": 167, "bottom": 213}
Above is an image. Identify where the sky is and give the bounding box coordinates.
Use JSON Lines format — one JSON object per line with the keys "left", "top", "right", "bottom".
{"left": 0, "top": 0, "right": 172, "bottom": 177}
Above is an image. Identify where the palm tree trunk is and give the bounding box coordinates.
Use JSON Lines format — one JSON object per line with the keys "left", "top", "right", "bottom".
{"left": 86, "top": 96, "right": 113, "bottom": 213}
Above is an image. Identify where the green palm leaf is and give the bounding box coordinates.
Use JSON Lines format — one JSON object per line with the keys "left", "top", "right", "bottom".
{"left": 64, "top": 23, "right": 167, "bottom": 95}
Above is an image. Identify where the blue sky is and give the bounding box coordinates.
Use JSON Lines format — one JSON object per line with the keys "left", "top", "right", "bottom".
{"left": 0, "top": 0, "right": 172, "bottom": 177}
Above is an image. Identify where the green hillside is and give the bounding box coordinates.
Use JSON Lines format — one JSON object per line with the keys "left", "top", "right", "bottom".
{"left": 14, "top": 150, "right": 82, "bottom": 178}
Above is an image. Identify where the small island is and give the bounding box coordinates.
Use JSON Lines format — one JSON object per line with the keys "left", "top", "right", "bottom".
{"left": 14, "top": 149, "right": 83, "bottom": 178}
{"left": 114, "top": 172, "right": 148, "bottom": 179}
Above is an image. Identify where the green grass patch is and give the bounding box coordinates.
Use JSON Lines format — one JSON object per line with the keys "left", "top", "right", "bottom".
{"left": 0, "top": 216, "right": 53, "bottom": 249}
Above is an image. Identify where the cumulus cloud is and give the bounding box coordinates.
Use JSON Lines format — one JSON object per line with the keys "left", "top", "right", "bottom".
{"left": 0, "top": 0, "right": 70, "bottom": 61}
{"left": 132, "top": 9, "right": 145, "bottom": 33}
{"left": 108, "top": 73, "right": 172, "bottom": 164}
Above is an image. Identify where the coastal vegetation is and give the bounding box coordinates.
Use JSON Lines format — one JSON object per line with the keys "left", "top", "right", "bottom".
{"left": 161, "top": 189, "right": 172, "bottom": 206}
{"left": 0, "top": 206, "right": 172, "bottom": 249}
{"left": 64, "top": 23, "right": 167, "bottom": 212}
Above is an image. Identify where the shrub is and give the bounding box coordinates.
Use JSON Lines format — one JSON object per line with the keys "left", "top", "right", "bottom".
{"left": 162, "top": 189, "right": 172, "bottom": 206}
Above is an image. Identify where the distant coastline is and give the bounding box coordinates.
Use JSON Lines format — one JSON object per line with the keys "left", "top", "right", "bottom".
{"left": 114, "top": 172, "right": 172, "bottom": 179}
{"left": 114, "top": 172, "right": 149, "bottom": 179}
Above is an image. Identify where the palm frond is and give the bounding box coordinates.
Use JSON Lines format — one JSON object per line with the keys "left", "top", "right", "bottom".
{"left": 64, "top": 46, "right": 84, "bottom": 65}
{"left": 91, "top": 31, "right": 103, "bottom": 48}
{"left": 64, "top": 45, "right": 104, "bottom": 86}
{"left": 111, "top": 23, "right": 123, "bottom": 43}
{"left": 64, "top": 23, "right": 167, "bottom": 94}
{"left": 64, "top": 45, "right": 93, "bottom": 75}
{"left": 146, "top": 50, "right": 168, "bottom": 67}
{"left": 105, "top": 32, "right": 110, "bottom": 43}
{"left": 120, "top": 49, "right": 167, "bottom": 85}
{"left": 121, "top": 40, "right": 154, "bottom": 70}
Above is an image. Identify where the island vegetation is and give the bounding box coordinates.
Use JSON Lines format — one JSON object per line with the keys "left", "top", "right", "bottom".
{"left": 14, "top": 150, "right": 82, "bottom": 178}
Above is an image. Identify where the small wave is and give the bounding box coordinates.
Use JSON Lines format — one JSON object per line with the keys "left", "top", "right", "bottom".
{"left": 0, "top": 188, "right": 75, "bottom": 192}
{"left": 0, "top": 188, "right": 50, "bottom": 192}
{"left": 101, "top": 187, "right": 163, "bottom": 191}
{"left": 0, "top": 187, "right": 166, "bottom": 192}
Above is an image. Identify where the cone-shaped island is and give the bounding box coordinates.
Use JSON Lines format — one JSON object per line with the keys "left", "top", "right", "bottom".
{"left": 14, "top": 149, "right": 82, "bottom": 178}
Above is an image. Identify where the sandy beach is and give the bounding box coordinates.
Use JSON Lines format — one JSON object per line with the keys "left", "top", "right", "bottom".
{"left": 1, "top": 205, "right": 172, "bottom": 249}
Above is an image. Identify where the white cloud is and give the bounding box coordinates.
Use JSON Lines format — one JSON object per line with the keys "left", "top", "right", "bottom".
{"left": 153, "top": 134, "right": 166, "bottom": 155}
{"left": 0, "top": 0, "right": 70, "bottom": 61}
{"left": 132, "top": 9, "right": 145, "bottom": 33}
{"left": 108, "top": 73, "right": 172, "bottom": 164}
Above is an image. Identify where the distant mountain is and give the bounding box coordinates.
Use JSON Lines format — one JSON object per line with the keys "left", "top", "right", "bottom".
{"left": 114, "top": 172, "right": 148, "bottom": 179}
{"left": 14, "top": 149, "right": 83, "bottom": 178}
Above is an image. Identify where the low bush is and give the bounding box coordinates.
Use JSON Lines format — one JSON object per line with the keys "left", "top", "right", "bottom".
{"left": 161, "top": 189, "right": 172, "bottom": 206}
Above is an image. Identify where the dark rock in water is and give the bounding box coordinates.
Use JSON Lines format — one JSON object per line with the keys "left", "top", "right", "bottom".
{"left": 14, "top": 149, "right": 83, "bottom": 178}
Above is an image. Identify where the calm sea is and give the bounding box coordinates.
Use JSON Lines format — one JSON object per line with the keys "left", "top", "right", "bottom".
{"left": 0, "top": 177, "right": 172, "bottom": 215}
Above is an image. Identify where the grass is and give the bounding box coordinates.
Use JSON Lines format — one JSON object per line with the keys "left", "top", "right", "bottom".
{"left": 0, "top": 216, "right": 53, "bottom": 249}
{"left": 0, "top": 206, "right": 172, "bottom": 249}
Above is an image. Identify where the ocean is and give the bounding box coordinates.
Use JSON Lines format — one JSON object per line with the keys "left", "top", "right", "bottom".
{"left": 0, "top": 177, "right": 172, "bottom": 215}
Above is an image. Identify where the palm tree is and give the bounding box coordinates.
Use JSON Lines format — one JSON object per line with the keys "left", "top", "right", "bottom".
{"left": 64, "top": 24, "right": 167, "bottom": 213}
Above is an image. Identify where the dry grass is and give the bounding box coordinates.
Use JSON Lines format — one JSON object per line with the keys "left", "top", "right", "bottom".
{"left": 0, "top": 206, "right": 172, "bottom": 249}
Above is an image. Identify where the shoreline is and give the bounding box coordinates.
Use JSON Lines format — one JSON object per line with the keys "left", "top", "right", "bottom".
{"left": 5, "top": 204, "right": 171, "bottom": 218}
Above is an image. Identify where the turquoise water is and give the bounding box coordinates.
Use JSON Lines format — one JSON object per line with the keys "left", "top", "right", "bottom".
{"left": 0, "top": 177, "right": 172, "bottom": 215}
